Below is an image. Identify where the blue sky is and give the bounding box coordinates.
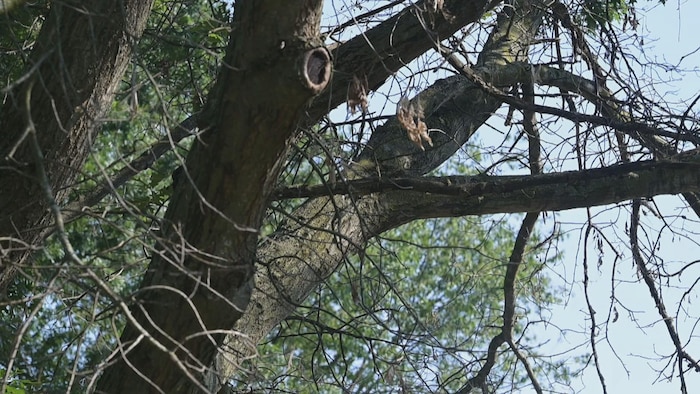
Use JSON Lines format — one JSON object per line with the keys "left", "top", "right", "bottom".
{"left": 543, "top": 1, "right": 700, "bottom": 392}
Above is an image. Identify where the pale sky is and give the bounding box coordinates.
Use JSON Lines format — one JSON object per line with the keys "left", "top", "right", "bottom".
{"left": 544, "top": 1, "right": 700, "bottom": 392}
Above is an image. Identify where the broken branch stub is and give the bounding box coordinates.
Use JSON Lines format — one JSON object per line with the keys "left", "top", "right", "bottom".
{"left": 300, "top": 47, "right": 332, "bottom": 94}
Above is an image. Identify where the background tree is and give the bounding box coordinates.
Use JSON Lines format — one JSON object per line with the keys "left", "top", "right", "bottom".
{"left": 2, "top": 0, "right": 699, "bottom": 393}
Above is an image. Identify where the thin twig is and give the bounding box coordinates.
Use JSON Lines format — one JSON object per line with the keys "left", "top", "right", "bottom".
{"left": 630, "top": 200, "right": 700, "bottom": 394}
{"left": 582, "top": 223, "right": 609, "bottom": 393}
{"left": 63, "top": 113, "right": 199, "bottom": 223}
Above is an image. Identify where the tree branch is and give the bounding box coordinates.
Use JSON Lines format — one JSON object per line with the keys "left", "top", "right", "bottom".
{"left": 306, "top": 0, "right": 500, "bottom": 123}
{"left": 0, "top": 0, "right": 156, "bottom": 293}
{"left": 63, "top": 114, "right": 198, "bottom": 223}
{"left": 272, "top": 157, "right": 700, "bottom": 203}
{"left": 630, "top": 200, "right": 700, "bottom": 394}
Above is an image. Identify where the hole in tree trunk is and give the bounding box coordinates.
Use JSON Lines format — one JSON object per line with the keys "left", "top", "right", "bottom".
{"left": 301, "top": 47, "right": 331, "bottom": 94}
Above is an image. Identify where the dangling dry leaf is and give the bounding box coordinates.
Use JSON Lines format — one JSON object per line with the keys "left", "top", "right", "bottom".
{"left": 425, "top": 0, "right": 453, "bottom": 23}
{"left": 347, "top": 74, "right": 368, "bottom": 114}
{"left": 397, "top": 96, "right": 433, "bottom": 150}
{"left": 426, "top": 0, "right": 444, "bottom": 13}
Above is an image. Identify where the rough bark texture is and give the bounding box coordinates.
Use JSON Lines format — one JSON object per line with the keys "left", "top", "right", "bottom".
{"left": 0, "top": 0, "right": 155, "bottom": 293}
{"left": 273, "top": 158, "right": 700, "bottom": 205}
{"left": 213, "top": 1, "right": 550, "bottom": 389}
{"left": 375, "top": 158, "right": 700, "bottom": 224}
{"left": 93, "top": 1, "right": 331, "bottom": 393}
{"left": 307, "top": 0, "right": 499, "bottom": 122}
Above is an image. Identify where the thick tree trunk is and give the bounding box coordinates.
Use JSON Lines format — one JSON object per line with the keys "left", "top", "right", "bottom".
{"left": 0, "top": 0, "right": 155, "bottom": 293}
{"left": 213, "top": 0, "right": 549, "bottom": 389}
{"left": 93, "top": 1, "right": 331, "bottom": 393}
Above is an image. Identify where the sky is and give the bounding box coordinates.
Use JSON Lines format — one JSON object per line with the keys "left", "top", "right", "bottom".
{"left": 541, "top": 1, "right": 700, "bottom": 392}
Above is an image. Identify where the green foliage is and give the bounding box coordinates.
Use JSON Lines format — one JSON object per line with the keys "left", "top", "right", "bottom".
{"left": 578, "top": 0, "right": 665, "bottom": 30}
{"left": 0, "top": 1, "right": 48, "bottom": 81}
{"left": 0, "top": 368, "right": 38, "bottom": 393}
{"left": 580, "top": 0, "right": 630, "bottom": 29}
{"left": 240, "top": 215, "right": 566, "bottom": 392}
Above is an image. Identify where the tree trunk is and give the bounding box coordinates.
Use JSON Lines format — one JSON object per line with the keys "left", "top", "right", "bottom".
{"left": 0, "top": 0, "right": 155, "bottom": 293}
{"left": 213, "top": 0, "right": 548, "bottom": 389}
{"left": 93, "top": 1, "right": 332, "bottom": 393}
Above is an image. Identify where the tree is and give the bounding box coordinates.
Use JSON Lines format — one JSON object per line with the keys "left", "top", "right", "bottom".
{"left": 1, "top": 0, "right": 698, "bottom": 393}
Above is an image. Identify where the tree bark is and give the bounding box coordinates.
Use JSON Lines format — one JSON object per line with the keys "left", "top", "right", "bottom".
{"left": 308, "top": 0, "right": 499, "bottom": 122}
{"left": 93, "top": 1, "right": 331, "bottom": 393}
{"left": 212, "top": 0, "right": 550, "bottom": 389}
{"left": 0, "top": 0, "right": 155, "bottom": 293}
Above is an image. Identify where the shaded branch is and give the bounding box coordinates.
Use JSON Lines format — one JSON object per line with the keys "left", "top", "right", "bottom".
{"left": 459, "top": 66, "right": 544, "bottom": 392}
{"left": 273, "top": 157, "right": 700, "bottom": 204}
{"left": 63, "top": 114, "right": 198, "bottom": 222}
{"left": 502, "top": 71, "right": 543, "bottom": 394}
{"left": 630, "top": 201, "right": 700, "bottom": 394}
{"left": 457, "top": 332, "right": 505, "bottom": 393}
{"left": 581, "top": 224, "right": 609, "bottom": 393}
